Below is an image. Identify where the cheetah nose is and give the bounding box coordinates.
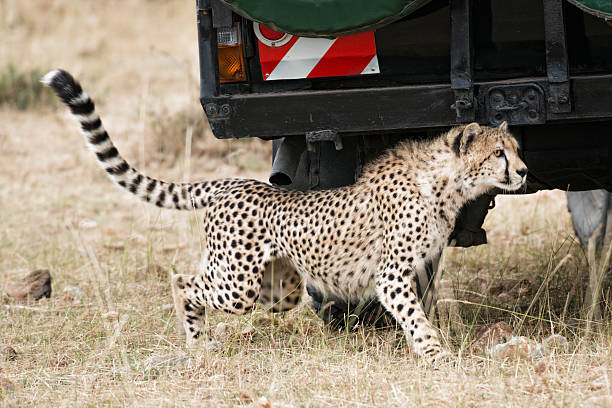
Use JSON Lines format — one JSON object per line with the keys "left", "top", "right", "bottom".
{"left": 516, "top": 168, "right": 528, "bottom": 178}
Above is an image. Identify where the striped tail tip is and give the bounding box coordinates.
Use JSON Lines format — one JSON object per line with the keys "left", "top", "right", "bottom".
{"left": 40, "top": 70, "right": 61, "bottom": 86}
{"left": 41, "top": 69, "right": 84, "bottom": 105}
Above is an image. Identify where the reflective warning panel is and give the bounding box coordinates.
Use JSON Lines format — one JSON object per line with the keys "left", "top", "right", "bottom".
{"left": 255, "top": 24, "right": 379, "bottom": 81}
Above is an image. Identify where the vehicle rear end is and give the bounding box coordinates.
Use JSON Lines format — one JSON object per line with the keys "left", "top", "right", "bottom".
{"left": 197, "top": 0, "right": 612, "bottom": 192}
{"left": 195, "top": 0, "right": 612, "bottom": 323}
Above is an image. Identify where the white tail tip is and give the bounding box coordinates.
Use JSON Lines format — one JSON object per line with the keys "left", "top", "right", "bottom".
{"left": 41, "top": 70, "right": 61, "bottom": 86}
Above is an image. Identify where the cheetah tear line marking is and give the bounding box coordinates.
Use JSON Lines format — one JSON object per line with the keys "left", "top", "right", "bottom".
{"left": 43, "top": 69, "right": 528, "bottom": 363}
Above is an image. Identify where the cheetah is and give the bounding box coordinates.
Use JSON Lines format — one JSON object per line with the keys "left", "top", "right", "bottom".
{"left": 43, "top": 69, "right": 528, "bottom": 362}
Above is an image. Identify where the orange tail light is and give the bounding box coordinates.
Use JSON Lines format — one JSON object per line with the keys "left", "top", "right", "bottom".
{"left": 217, "top": 25, "right": 246, "bottom": 83}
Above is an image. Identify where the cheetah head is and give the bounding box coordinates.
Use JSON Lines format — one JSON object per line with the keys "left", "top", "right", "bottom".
{"left": 455, "top": 121, "right": 528, "bottom": 194}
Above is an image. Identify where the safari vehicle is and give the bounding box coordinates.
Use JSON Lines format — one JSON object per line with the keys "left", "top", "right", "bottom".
{"left": 195, "top": 0, "right": 612, "bottom": 325}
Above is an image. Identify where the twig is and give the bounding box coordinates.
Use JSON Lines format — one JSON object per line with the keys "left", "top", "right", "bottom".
{"left": 3, "top": 303, "right": 94, "bottom": 312}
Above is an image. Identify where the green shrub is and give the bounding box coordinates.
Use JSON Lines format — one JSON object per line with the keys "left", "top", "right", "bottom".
{"left": 0, "top": 64, "right": 56, "bottom": 110}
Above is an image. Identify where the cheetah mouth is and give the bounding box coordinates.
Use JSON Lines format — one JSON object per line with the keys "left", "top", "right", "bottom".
{"left": 494, "top": 178, "right": 526, "bottom": 192}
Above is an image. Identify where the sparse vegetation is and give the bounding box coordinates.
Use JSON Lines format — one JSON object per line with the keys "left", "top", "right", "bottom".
{"left": 0, "top": 64, "right": 56, "bottom": 110}
{"left": 1, "top": 0, "right": 610, "bottom": 406}
{"left": 149, "top": 106, "right": 270, "bottom": 169}
{"left": 0, "top": 188, "right": 610, "bottom": 407}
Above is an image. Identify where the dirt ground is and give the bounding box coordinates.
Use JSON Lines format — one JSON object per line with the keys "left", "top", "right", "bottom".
{"left": 1, "top": 1, "right": 611, "bottom": 407}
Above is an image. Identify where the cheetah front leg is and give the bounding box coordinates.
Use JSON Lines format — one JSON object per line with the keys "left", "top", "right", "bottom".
{"left": 375, "top": 262, "right": 451, "bottom": 363}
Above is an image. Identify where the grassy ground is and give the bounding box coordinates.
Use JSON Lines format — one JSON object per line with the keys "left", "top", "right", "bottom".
{"left": 1, "top": 1, "right": 611, "bottom": 407}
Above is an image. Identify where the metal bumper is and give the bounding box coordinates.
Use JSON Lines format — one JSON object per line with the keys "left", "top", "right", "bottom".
{"left": 202, "top": 74, "right": 612, "bottom": 139}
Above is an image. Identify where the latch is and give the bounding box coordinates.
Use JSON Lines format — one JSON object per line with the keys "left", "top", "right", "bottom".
{"left": 486, "top": 84, "right": 545, "bottom": 126}
{"left": 306, "top": 130, "right": 343, "bottom": 152}
{"left": 451, "top": 89, "right": 474, "bottom": 122}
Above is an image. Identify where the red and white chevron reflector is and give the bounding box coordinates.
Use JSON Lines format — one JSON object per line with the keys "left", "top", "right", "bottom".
{"left": 255, "top": 24, "right": 379, "bottom": 81}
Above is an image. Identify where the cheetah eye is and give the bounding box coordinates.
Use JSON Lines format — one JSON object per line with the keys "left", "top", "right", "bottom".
{"left": 494, "top": 149, "right": 504, "bottom": 158}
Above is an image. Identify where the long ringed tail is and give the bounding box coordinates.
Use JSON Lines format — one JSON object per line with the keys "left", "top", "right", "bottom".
{"left": 42, "top": 69, "right": 218, "bottom": 211}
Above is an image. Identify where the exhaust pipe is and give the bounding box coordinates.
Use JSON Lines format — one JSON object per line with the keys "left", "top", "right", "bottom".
{"left": 269, "top": 136, "right": 306, "bottom": 186}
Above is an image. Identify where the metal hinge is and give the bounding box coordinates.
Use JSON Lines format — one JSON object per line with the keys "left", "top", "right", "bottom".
{"left": 486, "top": 84, "right": 545, "bottom": 126}
{"left": 450, "top": 0, "right": 476, "bottom": 123}
{"left": 543, "top": 0, "right": 572, "bottom": 114}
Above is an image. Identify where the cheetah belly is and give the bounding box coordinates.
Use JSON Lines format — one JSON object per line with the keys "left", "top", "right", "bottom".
{"left": 298, "top": 232, "right": 384, "bottom": 301}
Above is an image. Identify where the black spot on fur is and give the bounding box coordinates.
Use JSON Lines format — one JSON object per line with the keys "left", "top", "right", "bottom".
{"left": 147, "top": 179, "right": 157, "bottom": 193}
{"left": 157, "top": 190, "right": 166, "bottom": 203}
{"left": 129, "top": 174, "right": 143, "bottom": 193}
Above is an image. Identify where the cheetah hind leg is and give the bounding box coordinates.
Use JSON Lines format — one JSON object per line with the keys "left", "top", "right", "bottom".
{"left": 171, "top": 274, "right": 214, "bottom": 349}
{"left": 257, "top": 258, "right": 303, "bottom": 312}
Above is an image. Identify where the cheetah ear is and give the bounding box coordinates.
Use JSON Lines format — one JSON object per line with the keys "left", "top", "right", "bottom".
{"left": 499, "top": 121, "right": 508, "bottom": 132}
{"left": 453, "top": 122, "right": 482, "bottom": 156}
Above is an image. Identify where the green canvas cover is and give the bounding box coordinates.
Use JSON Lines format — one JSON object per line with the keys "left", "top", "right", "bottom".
{"left": 220, "top": 0, "right": 433, "bottom": 37}
{"left": 567, "top": 0, "right": 612, "bottom": 19}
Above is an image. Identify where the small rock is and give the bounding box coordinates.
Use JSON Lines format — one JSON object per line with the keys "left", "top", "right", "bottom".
{"left": 591, "top": 376, "right": 610, "bottom": 391}
{"left": 240, "top": 391, "right": 271, "bottom": 408}
{"left": 534, "top": 361, "right": 547, "bottom": 375}
{"left": 590, "top": 368, "right": 611, "bottom": 391}
{"left": 5, "top": 269, "right": 52, "bottom": 301}
{"left": 143, "top": 354, "right": 191, "bottom": 373}
{"left": 162, "top": 243, "right": 187, "bottom": 252}
{"left": 2, "top": 346, "right": 18, "bottom": 361}
{"left": 103, "top": 242, "right": 125, "bottom": 250}
{"left": 158, "top": 303, "right": 173, "bottom": 311}
{"left": 489, "top": 336, "right": 540, "bottom": 360}
{"left": 51, "top": 354, "right": 70, "bottom": 367}
{"left": 214, "top": 322, "right": 232, "bottom": 341}
{"left": 240, "top": 323, "right": 256, "bottom": 337}
{"left": 248, "top": 396, "right": 271, "bottom": 408}
{"left": 566, "top": 318, "right": 582, "bottom": 329}
{"left": 129, "top": 233, "right": 147, "bottom": 245}
{"left": 0, "top": 377, "right": 15, "bottom": 393}
{"left": 135, "top": 263, "right": 168, "bottom": 281}
{"left": 471, "top": 322, "right": 514, "bottom": 354}
{"left": 78, "top": 219, "right": 98, "bottom": 229}
{"left": 63, "top": 285, "right": 83, "bottom": 303}
{"left": 583, "top": 395, "right": 612, "bottom": 408}
{"left": 542, "top": 334, "right": 569, "bottom": 353}
{"left": 102, "top": 311, "right": 118, "bottom": 321}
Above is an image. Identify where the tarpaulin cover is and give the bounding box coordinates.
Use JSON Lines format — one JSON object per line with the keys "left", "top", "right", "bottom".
{"left": 220, "top": 0, "right": 433, "bottom": 37}
{"left": 567, "top": 0, "right": 612, "bottom": 19}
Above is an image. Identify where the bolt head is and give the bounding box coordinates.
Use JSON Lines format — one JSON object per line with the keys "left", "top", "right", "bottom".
{"left": 205, "top": 103, "right": 218, "bottom": 116}
{"left": 220, "top": 104, "right": 231, "bottom": 116}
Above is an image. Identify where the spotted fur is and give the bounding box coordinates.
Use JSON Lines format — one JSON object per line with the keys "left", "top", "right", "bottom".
{"left": 44, "top": 70, "right": 527, "bottom": 362}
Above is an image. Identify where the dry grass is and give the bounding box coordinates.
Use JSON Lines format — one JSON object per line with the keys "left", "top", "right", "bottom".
{"left": 148, "top": 105, "right": 270, "bottom": 172}
{"left": 1, "top": 0, "right": 611, "bottom": 407}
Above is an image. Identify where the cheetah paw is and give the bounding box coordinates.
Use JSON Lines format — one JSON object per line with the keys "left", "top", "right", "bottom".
{"left": 186, "top": 337, "right": 221, "bottom": 351}
{"left": 418, "top": 349, "right": 455, "bottom": 368}
{"left": 430, "top": 349, "right": 455, "bottom": 368}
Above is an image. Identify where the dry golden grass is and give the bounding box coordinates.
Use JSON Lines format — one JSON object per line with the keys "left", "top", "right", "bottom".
{"left": 1, "top": 0, "right": 611, "bottom": 407}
